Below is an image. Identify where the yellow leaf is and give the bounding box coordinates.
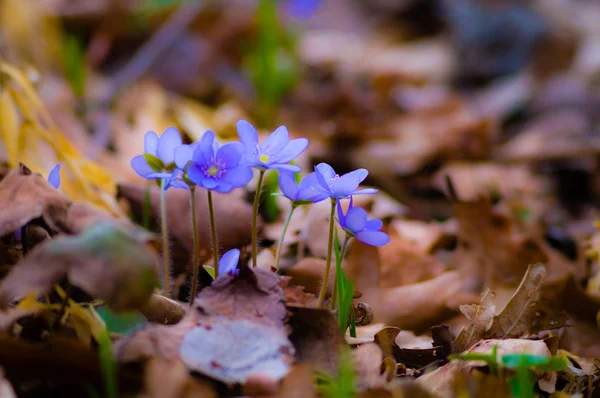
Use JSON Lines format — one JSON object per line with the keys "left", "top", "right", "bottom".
{"left": 0, "top": 89, "right": 20, "bottom": 167}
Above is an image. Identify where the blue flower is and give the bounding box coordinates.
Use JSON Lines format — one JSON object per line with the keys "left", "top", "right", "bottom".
{"left": 278, "top": 170, "right": 327, "bottom": 205}
{"left": 237, "top": 120, "right": 308, "bottom": 172}
{"left": 337, "top": 198, "right": 389, "bottom": 247}
{"left": 219, "top": 249, "right": 240, "bottom": 277}
{"left": 312, "top": 163, "right": 378, "bottom": 199}
{"left": 284, "top": 0, "right": 322, "bottom": 19}
{"left": 131, "top": 127, "right": 182, "bottom": 179}
{"left": 187, "top": 130, "right": 253, "bottom": 193}
{"left": 147, "top": 168, "right": 189, "bottom": 190}
{"left": 48, "top": 164, "right": 61, "bottom": 189}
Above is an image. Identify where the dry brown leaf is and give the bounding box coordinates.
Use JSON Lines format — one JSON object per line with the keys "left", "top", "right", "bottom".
{"left": 265, "top": 363, "right": 317, "bottom": 398}
{"left": 139, "top": 293, "right": 186, "bottom": 325}
{"left": 353, "top": 343, "right": 392, "bottom": 390}
{"left": 287, "top": 306, "right": 342, "bottom": 375}
{"left": 0, "top": 222, "right": 160, "bottom": 312}
{"left": 485, "top": 264, "right": 569, "bottom": 340}
{"left": 140, "top": 358, "right": 217, "bottom": 398}
{"left": 454, "top": 289, "right": 496, "bottom": 352}
{"left": 0, "top": 165, "right": 71, "bottom": 237}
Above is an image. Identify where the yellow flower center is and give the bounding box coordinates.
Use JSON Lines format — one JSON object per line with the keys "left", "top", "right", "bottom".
{"left": 208, "top": 166, "right": 218, "bottom": 176}
{"left": 260, "top": 154, "right": 270, "bottom": 163}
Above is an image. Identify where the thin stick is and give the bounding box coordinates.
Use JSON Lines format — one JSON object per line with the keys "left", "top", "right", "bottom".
{"left": 317, "top": 198, "right": 336, "bottom": 307}
{"left": 160, "top": 181, "right": 171, "bottom": 298}
{"left": 273, "top": 204, "right": 297, "bottom": 270}
{"left": 189, "top": 187, "right": 200, "bottom": 304}
{"left": 207, "top": 190, "right": 219, "bottom": 277}
{"left": 251, "top": 170, "right": 265, "bottom": 268}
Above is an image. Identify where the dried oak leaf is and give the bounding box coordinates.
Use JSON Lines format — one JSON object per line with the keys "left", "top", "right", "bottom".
{"left": 0, "top": 222, "right": 160, "bottom": 312}
{"left": 0, "top": 165, "right": 71, "bottom": 237}
{"left": 454, "top": 264, "right": 569, "bottom": 353}
{"left": 374, "top": 327, "right": 443, "bottom": 369}
{"left": 345, "top": 242, "right": 477, "bottom": 332}
{"left": 454, "top": 289, "right": 496, "bottom": 353}
{"left": 118, "top": 183, "right": 256, "bottom": 268}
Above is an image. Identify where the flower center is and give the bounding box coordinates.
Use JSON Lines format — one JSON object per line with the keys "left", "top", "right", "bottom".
{"left": 208, "top": 166, "right": 218, "bottom": 176}
{"left": 260, "top": 154, "right": 270, "bottom": 163}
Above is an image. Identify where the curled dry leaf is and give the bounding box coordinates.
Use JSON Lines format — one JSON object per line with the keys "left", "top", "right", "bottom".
{"left": 0, "top": 223, "right": 160, "bottom": 312}
{"left": 454, "top": 264, "right": 569, "bottom": 353}
{"left": 118, "top": 183, "right": 256, "bottom": 268}
{"left": 374, "top": 327, "right": 444, "bottom": 369}
{"left": 353, "top": 343, "right": 394, "bottom": 390}
{"left": 0, "top": 165, "right": 71, "bottom": 237}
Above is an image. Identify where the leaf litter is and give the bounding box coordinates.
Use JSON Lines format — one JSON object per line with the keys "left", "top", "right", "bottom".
{"left": 1, "top": 0, "right": 600, "bottom": 396}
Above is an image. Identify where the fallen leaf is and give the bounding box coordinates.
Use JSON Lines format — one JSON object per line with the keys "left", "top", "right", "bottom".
{"left": 287, "top": 306, "right": 342, "bottom": 375}
{"left": 0, "top": 367, "right": 16, "bottom": 398}
{"left": 353, "top": 343, "right": 392, "bottom": 390}
{"left": 139, "top": 293, "right": 186, "bottom": 325}
{"left": 0, "top": 164, "right": 71, "bottom": 237}
{"left": 454, "top": 289, "right": 496, "bottom": 352}
{"left": 485, "top": 264, "right": 569, "bottom": 340}
{"left": 140, "top": 358, "right": 217, "bottom": 398}
{"left": 0, "top": 222, "right": 160, "bottom": 312}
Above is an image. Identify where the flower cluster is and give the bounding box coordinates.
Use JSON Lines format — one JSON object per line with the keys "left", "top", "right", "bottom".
{"left": 131, "top": 120, "right": 388, "bottom": 287}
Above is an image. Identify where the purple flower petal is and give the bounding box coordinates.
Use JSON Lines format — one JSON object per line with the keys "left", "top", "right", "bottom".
{"left": 237, "top": 120, "right": 259, "bottom": 156}
{"left": 260, "top": 126, "right": 289, "bottom": 156}
{"left": 215, "top": 181, "right": 233, "bottom": 193}
{"left": 157, "top": 127, "right": 182, "bottom": 164}
{"left": 144, "top": 131, "right": 159, "bottom": 155}
{"left": 218, "top": 249, "right": 240, "bottom": 277}
{"left": 331, "top": 169, "right": 368, "bottom": 196}
{"left": 278, "top": 170, "right": 299, "bottom": 200}
{"left": 220, "top": 166, "right": 253, "bottom": 188}
{"left": 350, "top": 188, "right": 378, "bottom": 196}
{"left": 187, "top": 164, "right": 207, "bottom": 186}
{"left": 193, "top": 131, "right": 216, "bottom": 166}
{"left": 345, "top": 206, "right": 368, "bottom": 232}
{"left": 174, "top": 144, "right": 195, "bottom": 169}
{"left": 202, "top": 179, "right": 219, "bottom": 190}
{"left": 47, "top": 164, "right": 61, "bottom": 189}
{"left": 273, "top": 138, "right": 308, "bottom": 164}
{"left": 131, "top": 155, "right": 154, "bottom": 178}
{"left": 315, "top": 163, "right": 335, "bottom": 191}
{"left": 365, "top": 219, "right": 383, "bottom": 231}
{"left": 355, "top": 230, "right": 390, "bottom": 247}
{"left": 268, "top": 163, "right": 302, "bottom": 172}
{"left": 216, "top": 142, "right": 243, "bottom": 169}
{"left": 298, "top": 172, "right": 318, "bottom": 191}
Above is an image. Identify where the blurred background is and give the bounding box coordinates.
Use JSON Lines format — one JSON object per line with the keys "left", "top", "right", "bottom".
{"left": 0, "top": 0, "right": 599, "bottom": 221}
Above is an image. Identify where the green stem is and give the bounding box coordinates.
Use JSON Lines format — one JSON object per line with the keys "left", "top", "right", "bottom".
{"left": 142, "top": 180, "right": 151, "bottom": 230}
{"left": 189, "top": 187, "right": 200, "bottom": 305}
{"left": 207, "top": 190, "right": 219, "bottom": 277}
{"left": 273, "top": 204, "right": 297, "bottom": 270}
{"left": 331, "top": 235, "right": 351, "bottom": 311}
{"left": 251, "top": 170, "right": 265, "bottom": 268}
{"left": 160, "top": 180, "right": 170, "bottom": 298}
{"left": 317, "top": 198, "right": 336, "bottom": 307}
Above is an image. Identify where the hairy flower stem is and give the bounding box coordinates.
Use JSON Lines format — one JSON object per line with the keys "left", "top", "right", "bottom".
{"left": 251, "top": 170, "right": 265, "bottom": 268}
{"left": 207, "top": 190, "right": 219, "bottom": 277}
{"left": 318, "top": 198, "right": 336, "bottom": 307}
{"left": 189, "top": 187, "right": 200, "bottom": 304}
{"left": 331, "top": 235, "right": 351, "bottom": 310}
{"left": 160, "top": 180, "right": 171, "bottom": 298}
{"left": 274, "top": 204, "right": 297, "bottom": 270}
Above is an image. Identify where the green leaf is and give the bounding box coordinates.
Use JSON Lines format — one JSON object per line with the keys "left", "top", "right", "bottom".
{"left": 144, "top": 153, "right": 165, "bottom": 172}
{"left": 95, "top": 306, "right": 147, "bottom": 335}
{"left": 96, "top": 324, "right": 118, "bottom": 398}
{"left": 203, "top": 265, "right": 215, "bottom": 280}
{"left": 449, "top": 345, "right": 498, "bottom": 374}
{"left": 262, "top": 170, "right": 281, "bottom": 223}
{"left": 61, "top": 34, "right": 86, "bottom": 99}
{"left": 315, "top": 346, "right": 356, "bottom": 398}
